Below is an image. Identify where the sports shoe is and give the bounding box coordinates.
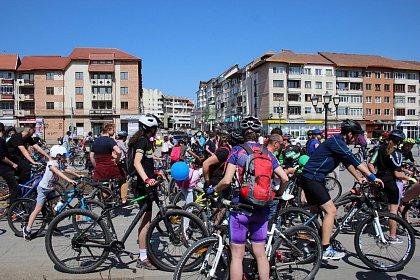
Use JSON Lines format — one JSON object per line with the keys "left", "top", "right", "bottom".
{"left": 386, "top": 235, "right": 403, "bottom": 244}
{"left": 281, "top": 193, "right": 295, "bottom": 201}
{"left": 322, "top": 246, "right": 345, "bottom": 260}
{"left": 22, "top": 227, "right": 31, "bottom": 241}
{"left": 136, "top": 258, "right": 157, "bottom": 270}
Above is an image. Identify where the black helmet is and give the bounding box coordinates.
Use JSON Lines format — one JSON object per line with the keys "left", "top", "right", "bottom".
{"left": 240, "top": 116, "right": 261, "bottom": 133}
{"left": 117, "top": 131, "right": 128, "bottom": 139}
{"left": 230, "top": 128, "right": 244, "bottom": 145}
{"left": 341, "top": 119, "right": 362, "bottom": 135}
{"left": 307, "top": 130, "right": 313, "bottom": 136}
{"left": 390, "top": 129, "right": 405, "bottom": 143}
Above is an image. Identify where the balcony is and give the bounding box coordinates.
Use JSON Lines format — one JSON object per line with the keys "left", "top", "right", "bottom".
{"left": 92, "top": 93, "right": 112, "bottom": 101}
{"left": 16, "top": 79, "right": 34, "bottom": 87}
{"left": 91, "top": 79, "right": 112, "bottom": 86}
{"left": 89, "top": 109, "right": 113, "bottom": 116}
{"left": 0, "top": 79, "right": 14, "bottom": 85}
{"left": 18, "top": 94, "right": 34, "bottom": 101}
{"left": 17, "top": 109, "right": 35, "bottom": 116}
{"left": 0, "top": 109, "right": 14, "bottom": 116}
{"left": 0, "top": 94, "right": 14, "bottom": 100}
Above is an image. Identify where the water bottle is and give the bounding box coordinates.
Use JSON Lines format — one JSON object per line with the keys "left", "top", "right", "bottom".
{"left": 54, "top": 201, "right": 64, "bottom": 212}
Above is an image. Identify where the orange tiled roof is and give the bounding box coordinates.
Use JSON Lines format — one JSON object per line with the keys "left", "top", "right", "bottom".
{"left": 18, "top": 56, "right": 70, "bottom": 71}
{"left": 0, "top": 54, "right": 20, "bottom": 70}
{"left": 319, "top": 52, "right": 420, "bottom": 70}
{"left": 69, "top": 48, "right": 140, "bottom": 61}
{"left": 266, "top": 50, "right": 333, "bottom": 65}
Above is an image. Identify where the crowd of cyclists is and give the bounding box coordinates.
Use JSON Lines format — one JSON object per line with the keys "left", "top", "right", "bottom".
{"left": 1, "top": 113, "right": 420, "bottom": 279}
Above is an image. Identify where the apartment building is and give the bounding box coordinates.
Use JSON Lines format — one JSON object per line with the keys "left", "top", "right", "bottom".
{"left": 0, "top": 54, "right": 20, "bottom": 127}
{"left": 142, "top": 88, "right": 165, "bottom": 120}
{"left": 164, "top": 95, "right": 194, "bottom": 130}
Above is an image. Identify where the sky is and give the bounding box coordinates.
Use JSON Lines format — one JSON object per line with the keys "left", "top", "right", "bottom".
{"left": 3, "top": 0, "right": 420, "bottom": 100}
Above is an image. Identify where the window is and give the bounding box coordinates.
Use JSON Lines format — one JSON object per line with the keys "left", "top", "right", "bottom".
{"left": 46, "top": 87, "right": 54, "bottom": 95}
{"left": 305, "top": 107, "right": 312, "bottom": 114}
{"left": 375, "top": 84, "right": 381, "bottom": 91}
{"left": 91, "top": 60, "right": 113, "bottom": 64}
{"left": 315, "top": 69, "right": 322, "bottom": 75}
{"left": 46, "top": 72, "right": 54, "bottom": 80}
{"left": 315, "top": 82, "right": 322, "bottom": 89}
{"left": 384, "top": 72, "right": 391, "bottom": 79}
{"left": 375, "top": 109, "right": 381, "bottom": 115}
{"left": 384, "top": 109, "right": 390, "bottom": 115}
{"left": 287, "top": 80, "right": 300, "bottom": 88}
{"left": 93, "top": 87, "right": 112, "bottom": 94}
{"left": 121, "top": 102, "right": 128, "bottom": 109}
{"left": 305, "top": 94, "right": 312, "bottom": 102}
{"left": 375, "top": 72, "right": 381, "bottom": 79}
{"left": 273, "top": 67, "right": 284, "bottom": 74}
{"left": 366, "top": 96, "right": 372, "bottom": 103}
{"left": 305, "top": 81, "right": 311, "bottom": 89}
{"left": 75, "top": 87, "right": 83, "bottom": 95}
{"left": 0, "top": 86, "right": 14, "bottom": 94}
{"left": 289, "top": 66, "right": 302, "bottom": 75}
{"left": 120, "top": 72, "right": 129, "bottom": 80}
{"left": 75, "top": 72, "right": 83, "bottom": 80}
{"left": 274, "top": 107, "right": 284, "bottom": 114}
{"left": 349, "top": 108, "right": 363, "bottom": 116}
{"left": 349, "top": 71, "right": 362, "bottom": 78}
{"left": 92, "top": 101, "right": 112, "bottom": 109}
{"left": 394, "top": 96, "right": 405, "bottom": 104}
{"left": 408, "top": 109, "right": 416, "bottom": 116}
{"left": 375, "top": 96, "right": 381, "bottom": 103}
{"left": 0, "top": 102, "right": 13, "bottom": 109}
{"left": 326, "top": 69, "right": 333, "bottom": 76}
{"left": 350, "top": 83, "right": 362, "bottom": 90}
{"left": 288, "top": 94, "right": 300, "bottom": 102}
{"left": 408, "top": 85, "right": 416, "bottom": 92}
{"left": 337, "top": 82, "right": 348, "bottom": 91}
{"left": 288, "top": 106, "right": 301, "bottom": 115}
{"left": 394, "top": 72, "right": 405, "bottom": 79}
{"left": 304, "top": 68, "right": 311, "bottom": 75}
{"left": 339, "top": 96, "right": 349, "bottom": 103}
{"left": 407, "top": 73, "right": 417, "bottom": 80}
{"left": 408, "top": 97, "right": 416, "bottom": 103}
{"left": 365, "top": 71, "right": 371, "bottom": 78}
{"left": 394, "top": 84, "right": 405, "bottom": 93}
{"left": 273, "top": 80, "right": 284, "bottom": 88}
{"left": 366, "top": 108, "right": 372, "bottom": 115}
{"left": 336, "top": 71, "right": 348, "bottom": 77}
{"left": 396, "top": 108, "right": 405, "bottom": 116}
{"left": 273, "top": 93, "right": 284, "bottom": 101}
{"left": 351, "top": 95, "right": 362, "bottom": 103}
{"left": 384, "top": 84, "right": 390, "bottom": 91}
{"left": 337, "top": 107, "right": 348, "bottom": 115}
{"left": 120, "top": 87, "right": 128, "bottom": 95}
{"left": 76, "top": 102, "right": 84, "bottom": 109}
{"left": 326, "top": 82, "right": 333, "bottom": 90}
{"left": 91, "top": 73, "right": 112, "bottom": 79}
{"left": 315, "top": 107, "right": 323, "bottom": 114}
{"left": 384, "top": 97, "right": 390, "bottom": 103}
{"left": 366, "top": 84, "right": 372, "bottom": 90}
{"left": 46, "top": 102, "right": 54, "bottom": 109}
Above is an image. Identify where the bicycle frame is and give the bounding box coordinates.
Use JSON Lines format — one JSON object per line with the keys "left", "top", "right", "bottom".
{"left": 20, "top": 174, "right": 43, "bottom": 198}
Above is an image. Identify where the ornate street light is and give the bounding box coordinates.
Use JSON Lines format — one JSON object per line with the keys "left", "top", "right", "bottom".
{"left": 311, "top": 91, "right": 340, "bottom": 138}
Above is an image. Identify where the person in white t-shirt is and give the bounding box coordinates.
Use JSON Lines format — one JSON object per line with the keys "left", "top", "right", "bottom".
{"left": 23, "top": 145, "right": 83, "bottom": 240}
{"left": 258, "top": 134, "right": 264, "bottom": 145}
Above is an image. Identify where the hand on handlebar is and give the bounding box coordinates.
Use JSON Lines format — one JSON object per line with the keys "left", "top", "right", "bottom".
{"left": 145, "top": 178, "right": 157, "bottom": 187}
{"left": 408, "top": 177, "right": 418, "bottom": 184}
{"left": 373, "top": 178, "right": 384, "bottom": 189}
{"left": 358, "top": 177, "right": 368, "bottom": 184}
{"left": 68, "top": 179, "right": 77, "bottom": 186}
{"left": 206, "top": 186, "right": 218, "bottom": 197}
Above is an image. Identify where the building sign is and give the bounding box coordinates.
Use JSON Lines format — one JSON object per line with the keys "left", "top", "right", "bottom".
{"left": 263, "top": 119, "right": 324, "bottom": 124}
{"left": 397, "top": 120, "right": 418, "bottom": 126}
{"left": 35, "top": 117, "right": 44, "bottom": 138}
{"left": 208, "top": 105, "right": 216, "bottom": 121}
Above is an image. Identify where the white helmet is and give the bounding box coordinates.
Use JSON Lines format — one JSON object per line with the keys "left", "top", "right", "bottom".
{"left": 50, "top": 145, "right": 67, "bottom": 158}
{"left": 138, "top": 114, "right": 162, "bottom": 129}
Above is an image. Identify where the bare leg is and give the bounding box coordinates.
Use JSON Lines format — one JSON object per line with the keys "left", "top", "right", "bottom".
{"left": 27, "top": 204, "right": 43, "bottom": 229}
{"left": 120, "top": 182, "right": 129, "bottom": 203}
{"left": 252, "top": 242, "right": 270, "bottom": 280}
{"left": 319, "top": 200, "right": 336, "bottom": 246}
{"left": 230, "top": 243, "right": 245, "bottom": 280}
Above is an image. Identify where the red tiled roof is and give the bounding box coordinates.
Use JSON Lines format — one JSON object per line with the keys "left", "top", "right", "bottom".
{"left": 267, "top": 50, "right": 333, "bottom": 65}
{"left": 319, "top": 52, "right": 420, "bottom": 70}
{"left": 69, "top": 48, "right": 140, "bottom": 61}
{"left": 0, "top": 54, "right": 20, "bottom": 70}
{"left": 18, "top": 56, "right": 70, "bottom": 71}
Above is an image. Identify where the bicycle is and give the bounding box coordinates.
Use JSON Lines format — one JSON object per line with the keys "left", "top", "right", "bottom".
{"left": 7, "top": 177, "right": 104, "bottom": 238}
{"left": 45, "top": 179, "right": 209, "bottom": 273}
{"left": 68, "top": 146, "right": 87, "bottom": 171}
{"left": 173, "top": 198, "right": 322, "bottom": 280}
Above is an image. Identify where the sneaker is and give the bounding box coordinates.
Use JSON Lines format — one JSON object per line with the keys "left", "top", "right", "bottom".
{"left": 386, "top": 235, "right": 403, "bottom": 245}
{"left": 322, "top": 247, "right": 345, "bottom": 260}
{"left": 281, "top": 193, "right": 295, "bottom": 201}
{"left": 22, "top": 227, "right": 31, "bottom": 241}
{"left": 136, "top": 258, "right": 157, "bottom": 270}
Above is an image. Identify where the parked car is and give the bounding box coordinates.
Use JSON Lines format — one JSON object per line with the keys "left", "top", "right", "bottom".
{"left": 294, "top": 135, "right": 308, "bottom": 146}
{"left": 172, "top": 134, "right": 189, "bottom": 145}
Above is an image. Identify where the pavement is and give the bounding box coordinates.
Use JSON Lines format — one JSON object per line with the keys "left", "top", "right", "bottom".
{"left": 1, "top": 147, "right": 420, "bottom": 280}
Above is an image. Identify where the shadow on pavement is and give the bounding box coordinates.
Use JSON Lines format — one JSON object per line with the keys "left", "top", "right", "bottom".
{"left": 356, "top": 271, "right": 417, "bottom": 280}
{"left": 341, "top": 251, "right": 371, "bottom": 270}
{"left": 0, "top": 228, "right": 6, "bottom": 235}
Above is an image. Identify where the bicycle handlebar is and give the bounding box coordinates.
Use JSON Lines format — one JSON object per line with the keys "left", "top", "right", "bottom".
{"left": 220, "top": 199, "right": 254, "bottom": 211}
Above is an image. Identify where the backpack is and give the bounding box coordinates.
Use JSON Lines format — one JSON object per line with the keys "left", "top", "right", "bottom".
{"left": 238, "top": 143, "right": 274, "bottom": 207}
{"left": 170, "top": 146, "right": 182, "bottom": 163}
{"left": 126, "top": 146, "right": 136, "bottom": 177}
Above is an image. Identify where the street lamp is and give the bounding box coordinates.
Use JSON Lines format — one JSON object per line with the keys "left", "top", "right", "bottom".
{"left": 311, "top": 91, "right": 340, "bottom": 138}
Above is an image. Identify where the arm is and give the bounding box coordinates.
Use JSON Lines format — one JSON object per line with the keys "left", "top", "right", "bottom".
{"left": 134, "top": 152, "right": 148, "bottom": 181}
{"left": 49, "top": 165, "right": 76, "bottom": 184}
{"left": 18, "top": 146, "right": 37, "bottom": 164}
{"left": 202, "top": 154, "right": 220, "bottom": 181}
{"left": 215, "top": 163, "right": 236, "bottom": 193}
{"left": 33, "top": 144, "right": 50, "bottom": 159}
{"left": 1, "top": 157, "right": 18, "bottom": 169}
{"left": 205, "top": 145, "right": 214, "bottom": 156}
{"left": 187, "top": 149, "right": 200, "bottom": 161}
{"left": 89, "top": 152, "right": 96, "bottom": 168}
{"left": 63, "top": 168, "right": 83, "bottom": 178}
{"left": 112, "top": 145, "right": 122, "bottom": 163}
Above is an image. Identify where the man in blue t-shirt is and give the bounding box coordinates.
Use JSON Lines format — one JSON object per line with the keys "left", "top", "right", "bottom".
{"left": 214, "top": 116, "right": 288, "bottom": 280}
{"left": 307, "top": 128, "right": 322, "bottom": 156}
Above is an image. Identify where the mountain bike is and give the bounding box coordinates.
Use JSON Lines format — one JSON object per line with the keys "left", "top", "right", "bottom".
{"left": 45, "top": 180, "right": 209, "bottom": 274}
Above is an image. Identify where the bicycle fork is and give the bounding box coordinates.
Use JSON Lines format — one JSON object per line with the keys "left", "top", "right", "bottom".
{"left": 203, "top": 234, "right": 224, "bottom": 278}
{"left": 372, "top": 210, "right": 387, "bottom": 243}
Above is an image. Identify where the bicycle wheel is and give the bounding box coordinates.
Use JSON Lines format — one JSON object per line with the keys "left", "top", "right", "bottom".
{"left": 276, "top": 207, "right": 320, "bottom": 232}
{"left": 270, "top": 225, "right": 322, "bottom": 280}
{"left": 146, "top": 209, "right": 209, "bottom": 271}
{"left": 7, "top": 198, "right": 46, "bottom": 237}
{"left": 401, "top": 201, "right": 420, "bottom": 235}
{"left": 172, "top": 189, "right": 202, "bottom": 208}
{"left": 325, "top": 176, "right": 342, "bottom": 202}
{"left": 173, "top": 236, "right": 230, "bottom": 280}
{"left": 45, "top": 209, "right": 111, "bottom": 274}
{"left": 72, "top": 154, "right": 86, "bottom": 171}
{"left": 72, "top": 199, "right": 106, "bottom": 233}
{"left": 354, "top": 212, "right": 415, "bottom": 272}
{"left": 0, "top": 182, "right": 9, "bottom": 217}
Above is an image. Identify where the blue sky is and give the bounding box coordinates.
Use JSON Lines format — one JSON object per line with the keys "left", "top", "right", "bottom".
{"left": 3, "top": 0, "right": 420, "bottom": 100}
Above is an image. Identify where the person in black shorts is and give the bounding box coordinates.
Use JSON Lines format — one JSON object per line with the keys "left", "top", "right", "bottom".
{"left": 127, "top": 114, "right": 162, "bottom": 269}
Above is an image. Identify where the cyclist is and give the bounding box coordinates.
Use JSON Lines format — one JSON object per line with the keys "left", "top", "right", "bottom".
{"left": 116, "top": 131, "right": 130, "bottom": 203}
{"left": 299, "top": 119, "right": 383, "bottom": 260}
{"left": 214, "top": 116, "right": 289, "bottom": 280}
{"left": 23, "top": 145, "right": 82, "bottom": 240}
{"left": 127, "top": 114, "right": 162, "bottom": 269}
{"left": 354, "top": 131, "right": 368, "bottom": 160}
{"left": 7, "top": 126, "right": 50, "bottom": 185}
{"left": 0, "top": 123, "right": 19, "bottom": 207}
{"left": 401, "top": 138, "right": 417, "bottom": 166}
{"left": 4, "top": 126, "right": 16, "bottom": 142}
{"left": 307, "top": 128, "right": 322, "bottom": 156}
{"left": 370, "top": 130, "right": 415, "bottom": 243}
{"left": 204, "top": 132, "right": 217, "bottom": 159}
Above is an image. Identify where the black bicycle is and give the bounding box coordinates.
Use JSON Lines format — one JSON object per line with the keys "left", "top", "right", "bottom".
{"left": 45, "top": 180, "right": 209, "bottom": 273}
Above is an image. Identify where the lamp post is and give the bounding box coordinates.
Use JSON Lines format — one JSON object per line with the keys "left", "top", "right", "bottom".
{"left": 311, "top": 91, "right": 340, "bottom": 138}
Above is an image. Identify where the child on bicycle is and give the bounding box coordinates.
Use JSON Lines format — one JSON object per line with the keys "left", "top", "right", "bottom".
{"left": 23, "top": 145, "right": 82, "bottom": 240}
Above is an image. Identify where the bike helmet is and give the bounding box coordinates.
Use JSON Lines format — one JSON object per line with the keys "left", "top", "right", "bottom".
{"left": 117, "top": 131, "right": 128, "bottom": 138}
{"left": 239, "top": 116, "right": 261, "bottom": 133}
{"left": 390, "top": 129, "right": 405, "bottom": 144}
{"left": 230, "top": 128, "right": 244, "bottom": 145}
{"left": 50, "top": 145, "right": 67, "bottom": 158}
{"left": 138, "top": 114, "right": 162, "bottom": 129}
{"left": 312, "top": 129, "right": 322, "bottom": 135}
{"left": 341, "top": 119, "right": 363, "bottom": 135}
{"left": 403, "top": 138, "right": 415, "bottom": 144}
